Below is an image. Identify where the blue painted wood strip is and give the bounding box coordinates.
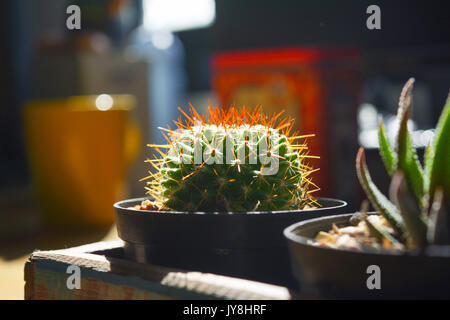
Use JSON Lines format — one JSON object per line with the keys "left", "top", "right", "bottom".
{"left": 33, "top": 258, "right": 224, "bottom": 300}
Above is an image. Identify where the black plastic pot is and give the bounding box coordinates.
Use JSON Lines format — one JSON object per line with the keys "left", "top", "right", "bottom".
{"left": 114, "top": 197, "right": 346, "bottom": 288}
{"left": 284, "top": 213, "right": 450, "bottom": 298}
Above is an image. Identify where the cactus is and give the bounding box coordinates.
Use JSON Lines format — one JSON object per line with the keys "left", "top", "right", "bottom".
{"left": 142, "top": 106, "right": 319, "bottom": 212}
{"left": 357, "top": 78, "right": 450, "bottom": 249}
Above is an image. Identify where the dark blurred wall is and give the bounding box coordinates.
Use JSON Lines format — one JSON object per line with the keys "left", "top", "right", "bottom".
{"left": 210, "top": 0, "right": 450, "bottom": 50}
{"left": 0, "top": 0, "right": 32, "bottom": 187}
{"left": 178, "top": 0, "right": 450, "bottom": 95}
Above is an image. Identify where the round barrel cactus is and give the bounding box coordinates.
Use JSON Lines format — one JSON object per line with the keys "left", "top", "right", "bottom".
{"left": 143, "top": 106, "right": 319, "bottom": 212}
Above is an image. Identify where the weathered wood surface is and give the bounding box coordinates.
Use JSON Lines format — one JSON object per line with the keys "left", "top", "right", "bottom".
{"left": 25, "top": 240, "right": 292, "bottom": 300}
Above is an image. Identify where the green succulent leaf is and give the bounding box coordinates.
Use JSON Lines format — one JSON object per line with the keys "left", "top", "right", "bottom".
{"left": 365, "top": 215, "right": 403, "bottom": 248}
{"left": 396, "top": 78, "right": 424, "bottom": 205}
{"left": 425, "top": 93, "right": 450, "bottom": 206}
{"left": 423, "top": 142, "right": 432, "bottom": 192}
{"left": 378, "top": 116, "right": 397, "bottom": 176}
{"left": 356, "top": 148, "right": 405, "bottom": 235}
{"left": 427, "top": 188, "right": 449, "bottom": 245}
{"left": 390, "top": 172, "right": 428, "bottom": 249}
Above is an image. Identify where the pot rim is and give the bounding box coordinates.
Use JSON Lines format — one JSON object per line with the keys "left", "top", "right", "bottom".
{"left": 284, "top": 213, "right": 450, "bottom": 258}
{"left": 114, "top": 197, "right": 347, "bottom": 216}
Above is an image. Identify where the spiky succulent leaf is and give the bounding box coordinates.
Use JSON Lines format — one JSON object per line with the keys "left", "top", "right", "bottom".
{"left": 396, "top": 78, "right": 424, "bottom": 206}
{"left": 378, "top": 117, "right": 397, "bottom": 176}
{"left": 356, "top": 148, "right": 405, "bottom": 235}
{"left": 356, "top": 79, "right": 450, "bottom": 250}
{"left": 390, "top": 172, "right": 428, "bottom": 249}
{"left": 365, "top": 216, "right": 403, "bottom": 248}
{"left": 425, "top": 93, "right": 450, "bottom": 207}
{"left": 427, "top": 188, "right": 449, "bottom": 245}
{"left": 423, "top": 143, "right": 432, "bottom": 193}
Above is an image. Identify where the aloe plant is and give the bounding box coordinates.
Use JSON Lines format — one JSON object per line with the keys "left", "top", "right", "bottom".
{"left": 356, "top": 78, "right": 450, "bottom": 249}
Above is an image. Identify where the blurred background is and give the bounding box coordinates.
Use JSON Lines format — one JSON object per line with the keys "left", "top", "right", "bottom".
{"left": 0, "top": 0, "right": 449, "bottom": 299}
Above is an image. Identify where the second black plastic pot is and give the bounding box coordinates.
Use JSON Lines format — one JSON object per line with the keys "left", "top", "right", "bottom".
{"left": 284, "top": 213, "right": 450, "bottom": 298}
{"left": 114, "top": 197, "right": 347, "bottom": 288}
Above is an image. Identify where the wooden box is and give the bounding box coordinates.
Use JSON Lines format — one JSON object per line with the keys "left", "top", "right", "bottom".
{"left": 24, "top": 240, "right": 293, "bottom": 300}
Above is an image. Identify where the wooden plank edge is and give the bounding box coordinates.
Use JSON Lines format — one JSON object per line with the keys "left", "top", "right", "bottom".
{"left": 24, "top": 261, "right": 35, "bottom": 300}
{"left": 28, "top": 241, "right": 291, "bottom": 300}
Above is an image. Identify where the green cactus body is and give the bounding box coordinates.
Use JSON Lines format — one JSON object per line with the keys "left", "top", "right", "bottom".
{"left": 144, "top": 107, "right": 319, "bottom": 212}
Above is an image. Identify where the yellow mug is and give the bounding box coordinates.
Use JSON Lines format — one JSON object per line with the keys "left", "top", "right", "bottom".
{"left": 23, "top": 95, "right": 140, "bottom": 227}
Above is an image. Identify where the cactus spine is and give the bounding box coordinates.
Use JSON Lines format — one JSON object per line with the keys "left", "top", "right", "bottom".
{"left": 143, "top": 106, "right": 319, "bottom": 212}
